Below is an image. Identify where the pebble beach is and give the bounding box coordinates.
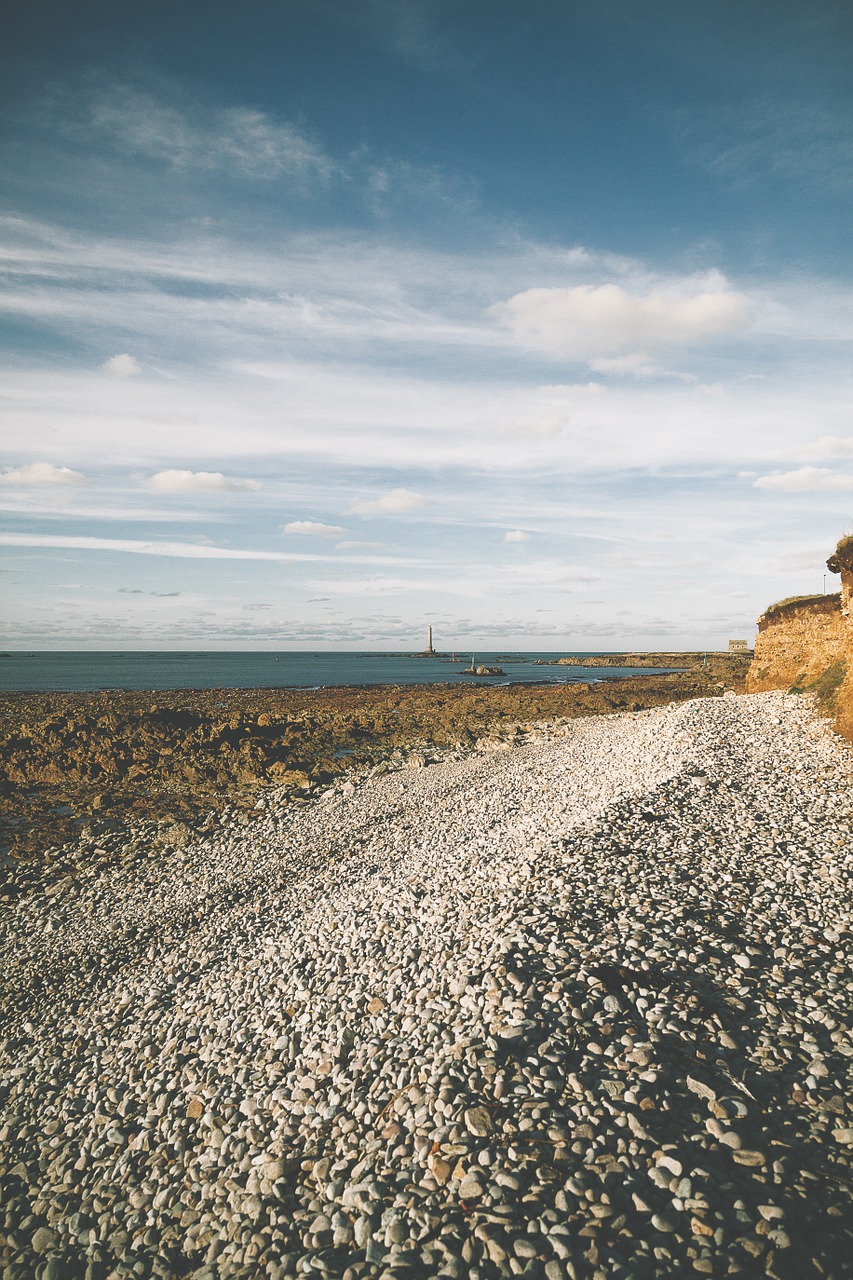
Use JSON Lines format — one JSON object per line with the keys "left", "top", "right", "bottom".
{"left": 1, "top": 690, "right": 851, "bottom": 1279}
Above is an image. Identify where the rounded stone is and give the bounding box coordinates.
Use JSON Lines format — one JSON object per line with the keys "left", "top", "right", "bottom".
{"left": 31, "top": 1227, "right": 58, "bottom": 1255}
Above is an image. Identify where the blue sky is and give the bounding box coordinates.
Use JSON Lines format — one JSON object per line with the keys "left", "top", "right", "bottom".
{"left": 1, "top": 0, "right": 852, "bottom": 649}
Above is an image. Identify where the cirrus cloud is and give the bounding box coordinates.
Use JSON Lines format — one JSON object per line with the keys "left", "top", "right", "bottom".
{"left": 0, "top": 462, "right": 86, "bottom": 486}
{"left": 493, "top": 279, "right": 750, "bottom": 360}
{"left": 60, "top": 80, "right": 335, "bottom": 183}
{"left": 146, "top": 470, "right": 260, "bottom": 492}
{"left": 0, "top": 532, "right": 415, "bottom": 565}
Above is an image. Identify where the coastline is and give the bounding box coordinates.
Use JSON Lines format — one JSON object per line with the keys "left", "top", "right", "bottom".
{"left": 0, "top": 660, "right": 749, "bottom": 866}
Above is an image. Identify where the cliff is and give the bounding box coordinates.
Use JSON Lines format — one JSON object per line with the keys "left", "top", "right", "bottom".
{"left": 746, "top": 536, "right": 853, "bottom": 739}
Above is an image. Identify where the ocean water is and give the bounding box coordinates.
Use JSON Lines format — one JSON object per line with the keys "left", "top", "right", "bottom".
{"left": 0, "top": 651, "right": 682, "bottom": 693}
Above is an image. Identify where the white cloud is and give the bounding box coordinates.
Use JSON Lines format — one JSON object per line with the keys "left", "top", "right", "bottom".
{"left": 800, "top": 435, "right": 853, "bottom": 458}
{"left": 4, "top": 202, "right": 853, "bottom": 652}
{"left": 146, "top": 470, "right": 260, "bottom": 492}
{"left": 754, "top": 466, "right": 853, "bottom": 492}
{"left": 350, "top": 487, "right": 429, "bottom": 515}
{"left": 504, "top": 530, "right": 530, "bottom": 543}
{"left": 336, "top": 540, "right": 385, "bottom": 550}
{"left": 282, "top": 520, "right": 346, "bottom": 536}
{"left": 0, "top": 533, "right": 418, "bottom": 565}
{"left": 493, "top": 280, "right": 750, "bottom": 359}
{"left": 2, "top": 327, "right": 847, "bottom": 484}
{"left": 0, "top": 462, "right": 86, "bottom": 486}
{"left": 0, "top": 533, "right": 304, "bottom": 561}
{"left": 102, "top": 353, "right": 141, "bottom": 377}
{"left": 0, "top": 499, "right": 221, "bottom": 522}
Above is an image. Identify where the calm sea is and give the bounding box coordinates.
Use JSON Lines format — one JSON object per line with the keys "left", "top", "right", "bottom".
{"left": 0, "top": 651, "right": 680, "bottom": 694}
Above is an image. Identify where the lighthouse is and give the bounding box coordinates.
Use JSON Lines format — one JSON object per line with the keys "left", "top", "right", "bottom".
{"left": 427, "top": 625, "right": 435, "bottom": 654}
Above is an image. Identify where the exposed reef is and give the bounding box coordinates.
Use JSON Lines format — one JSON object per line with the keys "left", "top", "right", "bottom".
{"left": 536, "top": 653, "right": 753, "bottom": 682}
{"left": 1, "top": 669, "right": 740, "bottom": 866}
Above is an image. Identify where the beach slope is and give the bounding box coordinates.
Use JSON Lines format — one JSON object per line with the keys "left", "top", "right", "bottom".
{"left": 1, "top": 691, "right": 851, "bottom": 1279}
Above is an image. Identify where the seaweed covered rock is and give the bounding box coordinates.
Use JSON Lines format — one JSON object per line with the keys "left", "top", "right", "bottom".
{"left": 1, "top": 668, "right": 735, "bottom": 862}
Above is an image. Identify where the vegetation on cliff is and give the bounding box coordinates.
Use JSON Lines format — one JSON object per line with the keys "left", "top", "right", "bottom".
{"left": 789, "top": 659, "right": 847, "bottom": 704}
{"left": 760, "top": 593, "right": 841, "bottom": 624}
{"left": 826, "top": 533, "right": 853, "bottom": 575}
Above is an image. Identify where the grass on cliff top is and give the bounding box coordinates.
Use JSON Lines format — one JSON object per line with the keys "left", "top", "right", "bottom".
{"left": 763, "top": 592, "right": 841, "bottom": 620}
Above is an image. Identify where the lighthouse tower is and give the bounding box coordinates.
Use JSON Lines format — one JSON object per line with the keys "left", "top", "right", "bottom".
{"left": 427, "top": 625, "right": 435, "bottom": 654}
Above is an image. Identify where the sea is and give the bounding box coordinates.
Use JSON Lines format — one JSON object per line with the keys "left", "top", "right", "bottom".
{"left": 0, "top": 651, "right": 682, "bottom": 694}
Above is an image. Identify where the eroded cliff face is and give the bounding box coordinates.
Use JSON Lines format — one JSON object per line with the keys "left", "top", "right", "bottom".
{"left": 747, "top": 536, "right": 853, "bottom": 739}
{"left": 747, "top": 594, "right": 845, "bottom": 691}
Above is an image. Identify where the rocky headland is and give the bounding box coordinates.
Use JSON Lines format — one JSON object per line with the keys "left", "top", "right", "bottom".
{"left": 747, "top": 535, "right": 853, "bottom": 740}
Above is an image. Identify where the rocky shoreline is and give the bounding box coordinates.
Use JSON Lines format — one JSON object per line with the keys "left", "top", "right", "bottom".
{"left": 534, "top": 654, "right": 752, "bottom": 673}
{"left": 0, "top": 667, "right": 743, "bottom": 867}
{"left": 1, "top": 690, "right": 851, "bottom": 1279}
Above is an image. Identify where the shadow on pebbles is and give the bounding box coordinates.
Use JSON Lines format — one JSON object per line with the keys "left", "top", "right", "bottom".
{"left": 1, "top": 691, "right": 851, "bottom": 1280}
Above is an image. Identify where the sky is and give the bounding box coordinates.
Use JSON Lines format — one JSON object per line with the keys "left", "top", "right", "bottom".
{"left": 1, "top": 0, "right": 852, "bottom": 651}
